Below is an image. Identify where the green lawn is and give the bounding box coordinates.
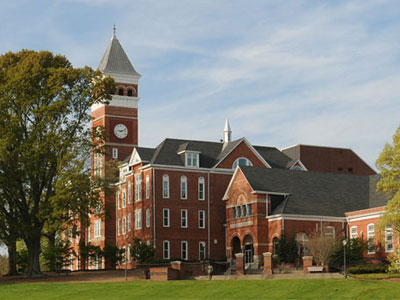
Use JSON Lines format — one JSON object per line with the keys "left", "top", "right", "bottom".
{"left": 1, "top": 279, "right": 399, "bottom": 299}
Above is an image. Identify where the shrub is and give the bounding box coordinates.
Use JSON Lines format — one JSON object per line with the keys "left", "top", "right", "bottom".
{"left": 0, "top": 255, "right": 8, "bottom": 275}
{"left": 347, "top": 265, "right": 387, "bottom": 274}
{"left": 329, "top": 238, "right": 365, "bottom": 270}
{"left": 131, "top": 238, "right": 155, "bottom": 264}
{"left": 42, "top": 239, "right": 73, "bottom": 272}
{"left": 387, "top": 246, "right": 400, "bottom": 273}
{"left": 304, "top": 234, "right": 336, "bottom": 266}
{"left": 274, "top": 234, "right": 298, "bottom": 263}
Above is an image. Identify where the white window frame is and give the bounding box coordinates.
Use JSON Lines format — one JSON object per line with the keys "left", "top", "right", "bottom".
{"left": 135, "top": 209, "right": 142, "bottom": 230}
{"left": 128, "top": 213, "right": 131, "bottom": 232}
{"left": 117, "top": 218, "right": 121, "bottom": 236}
{"left": 135, "top": 174, "right": 142, "bottom": 201}
{"left": 232, "top": 157, "right": 253, "bottom": 169}
{"left": 163, "top": 174, "right": 169, "bottom": 198}
{"left": 198, "top": 177, "right": 205, "bottom": 200}
{"left": 122, "top": 216, "right": 126, "bottom": 234}
{"left": 367, "top": 223, "right": 376, "bottom": 254}
{"left": 181, "top": 176, "right": 187, "bottom": 199}
{"left": 128, "top": 182, "right": 132, "bottom": 204}
{"left": 122, "top": 190, "right": 126, "bottom": 208}
{"left": 323, "top": 226, "right": 335, "bottom": 239}
{"left": 117, "top": 191, "right": 120, "bottom": 210}
{"left": 385, "top": 225, "right": 394, "bottom": 253}
{"left": 181, "top": 241, "right": 188, "bottom": 260}
{"left": 181, "top": 209, "right": 188, "bottom": 228}
{"left": 146, "top": 175, "right": 150, "bottom": 199}
{"left": 350, "top": 226, "right": 358, "bottom": 239}
{"left": 199, "top": 241, "right": 206, "bottom": 260}
{"left": 163, "top": 208, "right": 170, "bottom": 227}
{"left": 94, "top": 220, "right": 101, "bottom": 238}
{"left": 112, "top": 148, "right": 118, "bottom": 159}
{"left": 128, "top": 244, "right": 131, "bottom": 262}
{"left": 199, "top": 210, "right": 205, "bottom": 229}
{"left": 185, "top": 152, "right": 199, "bottom": 167}
{"left": 163, "top": 240, "right": 170, "bottom": 259}
{"left": 146, "top": 208, "right": 150, "bottom": 228}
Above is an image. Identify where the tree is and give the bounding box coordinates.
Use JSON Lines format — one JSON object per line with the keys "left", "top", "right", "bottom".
{"left": 42, "top": 238, "right": 74, "bottom": 272}
{"left": 0, "top": 50, "right": 114, "bottom": 277}
{"left": 329, "top": 238, "right": 365, "bottom": 270}
{"left": 103, "top": 244, "right": 124, "bottom": 268}
{"left": 304, "top": 234, "right": 336, "bottom": 266}
{"left": 131, "top": 238, "right": 155, "bottom": 264}
{"left": 274, "top": 233, "right": 298, "bottom": 264}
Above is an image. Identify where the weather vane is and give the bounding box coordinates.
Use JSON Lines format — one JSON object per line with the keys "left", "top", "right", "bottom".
{"left": 113, "top": 24, "right": 116, "bottom": 36}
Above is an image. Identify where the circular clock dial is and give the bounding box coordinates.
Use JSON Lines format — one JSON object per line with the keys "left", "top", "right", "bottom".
{"left": 114, "top": 124, "right": 128, "bottom": 139}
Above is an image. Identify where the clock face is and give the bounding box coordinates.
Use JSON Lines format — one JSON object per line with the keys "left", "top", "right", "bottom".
{"left": 114, "top": 124, "right": 128, "bottom": 139}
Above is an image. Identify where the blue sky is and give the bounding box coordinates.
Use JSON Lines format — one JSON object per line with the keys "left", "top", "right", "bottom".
{"left": 1, "top": 0, "right": 400, "bottom": 171}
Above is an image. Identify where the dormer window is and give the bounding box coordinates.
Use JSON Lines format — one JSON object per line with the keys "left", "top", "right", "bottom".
{"left": 232, "top": 157, "right": 252, "bottom": 169}
{"left": 186, "top": 152, "right": 199, "bottom": 167}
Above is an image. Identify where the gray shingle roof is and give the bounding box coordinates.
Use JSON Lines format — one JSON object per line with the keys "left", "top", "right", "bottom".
{"left": 98, "top": 35, "right": 140, "bottom": 76}
{"left": 253, "top": 145, "right": 293, "bottom": 169}
{"left": 136, "top": 147, "right": 155, "bottom": 162}
{"left": 239, "top": 166, "right": 387, "bottom": 217}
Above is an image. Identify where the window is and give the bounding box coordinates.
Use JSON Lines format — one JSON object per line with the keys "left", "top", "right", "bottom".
{"left": 135, "top": 210, "right": 142, "bottom": 230}
{"left": 242, "top": 205, "right": 247, "bottom": 217}
{"left": 122, "top": 217, "right": 126, "bottom": 234}
{"left": 198, "top": 177, "right": 205, "bottom": 200}
{"left": 94, "top": 153, "right": 103, "bottom": 177}
{"left": 146, "top": 208, "right": 150, "bottom": 228}
{"left": 350, "top": 226, "right": 358, "bottom": 239}
{"left": 232, "top": 157, "right": 252, "bottom": 169}
{"left": 122, "top": 190, "right": 126, "bottom": 208}
{"left": 247, "top": 204, "right": 253, "bottom": 216}
{"left": 128, "top": 244, "right": 131, "bottom": 262}
{"left": 181, "top": 241, "right": 188, "bottom": 260}
{"left": 323, "top": 226, "right": 335, "bottom": 239}
{"left": 181, "top": 176, "right": 187, "bottom": 199}
{"left": 146, "top": 175, "right": 150, "bottom": 199}
{"left": 117, "top": 218, "right": 121, "bottom": 236}
{"left": 127, "top": 89, "right": 133, "bottom": 97}
{"left": 181, "top": 209, "right": 188, "bottom": 228}
{"left": 199, "top": 242, "right": 206, "bottom": 260}
{"left": 385, "top": 225, "right": 394, "bottom": 253}
{"left": 135, "top": 174, "right": 142, "bottom": 201}
{"left": 117, "top": 192, "right": 120, "bottom": 210}
{"left": 186, "top": 152, "right": 199, "bottom": 167}
{"left": 94, "top": 220, "right": 101, "bottom": 238}
{"left": 273, "top": 237, "right": 279, "bottom": 254}
{"left": 232, "top": 207, "right": 237, "bottom": 219}
{"left": 237, "top": 206, "right": 242, "bottom": 218}
{"left": 112, "top": 148, "right": 118, "bottom": 159}
{"left": 128, "top": 213, "right": 131, "bottom": 232}
{"left": 128, "top": 182, "right": 132, "bottom": 204}
{"left": 295, "top": 232, "right": 309, "bottom": 243}
{"left": 118, "top": 88, "right": 124, "bottom": 96}
{"left": 163, "top": 208, "right": 170, "bottom": 227}
{"left": 199, "top": 210, "right": 205, "bottom": 229}
{"left": 367, "top": 224, "right": 375, "bottom": 254}
{"left": 88, "top": 226, "right": 91, "bottom": 241}
{"left": 163, "top": 175, "right": 169, "bottom": 198}
{"left": 163, "top": 240, "right": 170, "bottom": 259}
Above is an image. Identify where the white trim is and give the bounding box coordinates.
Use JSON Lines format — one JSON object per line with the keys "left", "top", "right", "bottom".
{"left": 163, "top": 240, "right": 170, "bottom": 260}
{"left": 163, "top": 208, "right": 170, "bottom": 227}
{"left": 289, "top": 159, "right": 308, "bottom": 171}
{"left": 267, "top": 213, "right": 346, "bottom": 222}
{"left": 105, "top": 142, "right": 137, "bottom": 147}
{"left": 181, "top": 209, "right": 188, "bottom": 228}
{"left": 92, "top": 115, "right": 138, "bottom": 122}
{"left": 367, "top": 223, "right": 376, "bottom": 254}
{"left": 177, "top": 150, "right": 201, "bottom": 155}
{"left": 252, "top": 190, "right": 290, "bottom": 196}
{"left": 91, "top": 95, "right": 139, "bottom": 111}
{"left": 104, "top": 72, "right": 141, "bottom": 85}
{"left": 181, "top": 241, "right": 188, "bottom": 260}
{"left": 212, "top": 138, "right": 272, "bottom": 169}
{"left": 140, "top": 164, "right": 235, "bottom": 175}
{"left": 347, "top": 211, "right": 384, "bottom": 222}
{"left": 222, "top": 167, "right": 241, "bottom": 200}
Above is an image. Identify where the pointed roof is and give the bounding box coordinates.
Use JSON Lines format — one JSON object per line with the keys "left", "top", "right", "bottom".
{"left": 98, "top": 32, "right": 140, "bottom": 77}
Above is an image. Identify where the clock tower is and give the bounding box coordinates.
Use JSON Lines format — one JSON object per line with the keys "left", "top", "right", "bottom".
{"left": 92, "top": 28, "right": 141, "bottom": 170}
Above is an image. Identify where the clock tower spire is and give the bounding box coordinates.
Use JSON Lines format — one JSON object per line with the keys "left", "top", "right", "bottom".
{"left": 92, "top": 28, "right": 141, "bottom": 165}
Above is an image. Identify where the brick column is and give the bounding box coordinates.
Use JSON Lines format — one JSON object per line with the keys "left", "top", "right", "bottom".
{"left": 302, "top": 256, "right": 313, "bottom": 273}
{"left": 170, "top": 261, "right": 183, "bottom": 279}
{"left": 263, "top": 252, "right": 273, "bottom": 275}
{"left": 235, "top": 253, "right": 244, "bottom": 275}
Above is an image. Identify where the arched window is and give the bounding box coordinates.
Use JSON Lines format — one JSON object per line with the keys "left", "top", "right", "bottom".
{"left": 198, "top": 177, "right": 205, "bottom": 200}
{"left": 232, "top": 157, "right": 253, "bottom": 169}
{"left": 163, "top": 174, "right": 169, "bottom": 198}
{"left": 127, "top": 89, "right": 133, "bottom": 97}
{"left": 323, "top": 226, "right": 335, "bottom": 239}
{"left": 118, "top": 88, "right": 124, "bottom": 96}
{"left": 350, "top": 226, "right": 358, "bottom": 239}
{"left": 181, "top": 176, "right": 187, "bottom": 199}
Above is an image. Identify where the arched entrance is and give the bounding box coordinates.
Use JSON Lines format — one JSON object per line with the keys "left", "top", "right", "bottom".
{"left": 243, "top": 235, "right": 254, "bottom": 264}
{"left": 231, "top": 236, "right": 241, "bottom": 257}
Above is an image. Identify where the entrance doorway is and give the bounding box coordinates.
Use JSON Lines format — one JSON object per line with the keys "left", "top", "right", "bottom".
{"left": 243, "top": 235, "right": 254, "bottom": 264}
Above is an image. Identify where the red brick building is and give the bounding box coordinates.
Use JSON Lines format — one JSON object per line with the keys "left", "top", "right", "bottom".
{"left": 67, "top": 31, "right": 393, "bottom": 271}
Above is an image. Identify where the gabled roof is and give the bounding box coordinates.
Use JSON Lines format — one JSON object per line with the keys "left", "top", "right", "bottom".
{"left": 98, "top": 34, "right": 140, "bottom": 77}
{"left": 253, "top": 145, "right": 293, "bottom": 169}
{"left": 237, "top": 166, "right": 387, "bottom": 217}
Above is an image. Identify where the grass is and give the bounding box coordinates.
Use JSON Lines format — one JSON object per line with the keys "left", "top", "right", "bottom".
{"left": 1, "top": 279, "right": 400, "bottom": 300}
{"left": 351, "top": 272, "right": 400, "bottom": 279}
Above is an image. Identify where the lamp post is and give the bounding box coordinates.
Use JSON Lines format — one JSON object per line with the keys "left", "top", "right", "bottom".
{"left": 342, "top": 239, "right": 347, "bottom": 279}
